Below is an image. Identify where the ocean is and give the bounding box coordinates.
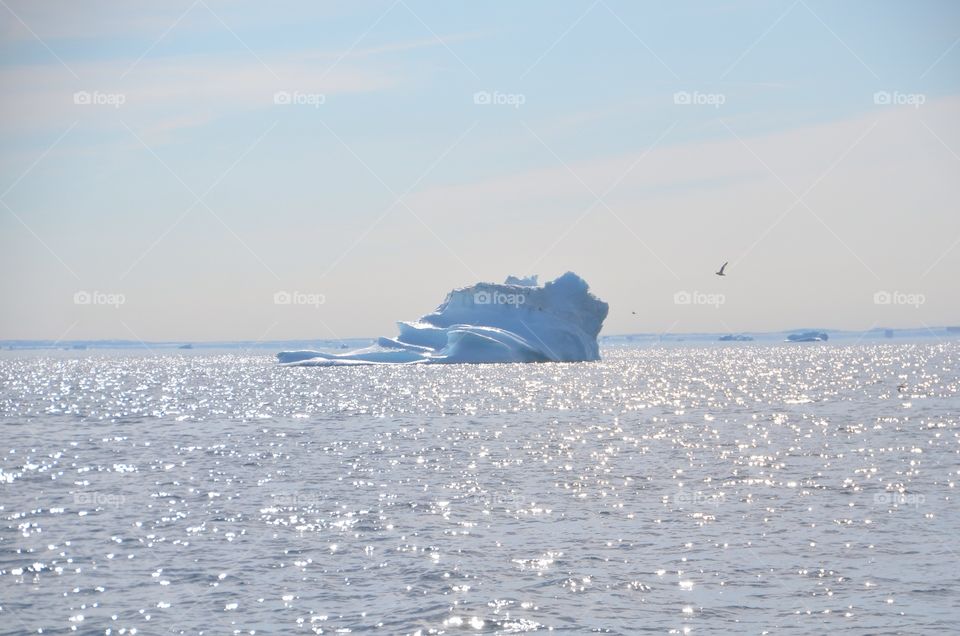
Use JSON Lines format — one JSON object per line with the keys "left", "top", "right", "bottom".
{"left": 1, "top": 342, "right": 958, "bottom": 634}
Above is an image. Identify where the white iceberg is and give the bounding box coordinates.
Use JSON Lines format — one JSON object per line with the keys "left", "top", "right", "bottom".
{"left": 278, "top": 272, "right": 608, "bottom": 366}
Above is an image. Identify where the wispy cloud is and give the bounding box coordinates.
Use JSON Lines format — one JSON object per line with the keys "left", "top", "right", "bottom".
{"left": 0, "top": 53, "right": 397, "bottom": 141}
{"left": 410, "top": 96, "right": 960, "bottom": 223}
{"left": 325, "top": 31, "right": 489, "bottom": 59}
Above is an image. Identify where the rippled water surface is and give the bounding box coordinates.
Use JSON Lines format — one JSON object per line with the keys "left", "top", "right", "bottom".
{"left": 1, "top": 343, "right": 959, "bottom": 634}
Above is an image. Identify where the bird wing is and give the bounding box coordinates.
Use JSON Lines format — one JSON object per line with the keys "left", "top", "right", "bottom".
{"left": 719, "top": 262, "right": 728, "bottom": 274}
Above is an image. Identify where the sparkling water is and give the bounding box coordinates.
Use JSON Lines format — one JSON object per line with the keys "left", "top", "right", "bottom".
{"left": 1, "top": 343, "right": 958, "bottom": 634}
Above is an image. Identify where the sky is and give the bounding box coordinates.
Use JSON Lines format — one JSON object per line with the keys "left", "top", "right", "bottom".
{"left": 1, "top": 0, "right": 958, "bottom": 342}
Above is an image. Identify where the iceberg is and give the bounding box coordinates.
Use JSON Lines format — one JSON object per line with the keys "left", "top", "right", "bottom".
{"left": 278, "top": 272, "right": 608, "bottom": 366}
{"left": 785, "top": 330, "right": 829, "bottom": 342}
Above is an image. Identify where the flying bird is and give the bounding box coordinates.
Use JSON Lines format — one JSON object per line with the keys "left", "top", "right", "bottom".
{"left": 715, "top": 262, "right": 728, "bottom": 277}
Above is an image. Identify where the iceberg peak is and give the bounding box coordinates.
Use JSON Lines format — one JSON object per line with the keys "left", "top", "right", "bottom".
{"left": 504, "top": 274, "right": 538, "bottom": 286}
{"left": 278, "top": 272, "right": 608, "bottom": 366}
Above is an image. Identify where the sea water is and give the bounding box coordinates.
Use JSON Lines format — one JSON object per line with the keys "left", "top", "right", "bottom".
{"left": 1, "top": 343, "right": 958, "bottom": 634}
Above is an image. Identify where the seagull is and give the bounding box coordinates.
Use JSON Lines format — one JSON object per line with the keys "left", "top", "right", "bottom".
{"left": 715, "top": 261, "right": 728, "bottom": 277}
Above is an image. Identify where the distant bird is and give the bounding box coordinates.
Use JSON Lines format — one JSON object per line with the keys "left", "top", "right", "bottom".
{"left": 715, "top": 262, "right": 728, "bottom": 277}
{"left": 897, "top": 383, "right": 908, "bottom": 392}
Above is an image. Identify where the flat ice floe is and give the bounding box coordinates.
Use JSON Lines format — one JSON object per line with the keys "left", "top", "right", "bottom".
{"left": 278, "top": 272, "right": 609, "bottom": 366}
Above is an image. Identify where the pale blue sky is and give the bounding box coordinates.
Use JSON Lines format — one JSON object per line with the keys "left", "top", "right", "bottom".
{"left": 1, "top": 0, "right": 958, "bottom": 341}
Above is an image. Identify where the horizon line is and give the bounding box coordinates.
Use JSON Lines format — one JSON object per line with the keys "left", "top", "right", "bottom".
{"left": 2, "top": 325, "right": 959, "bottom": 347}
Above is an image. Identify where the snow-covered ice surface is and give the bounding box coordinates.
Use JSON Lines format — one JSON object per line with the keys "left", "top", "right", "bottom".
{"left": 278, "top": 272, "right": 608, "bottom": 366}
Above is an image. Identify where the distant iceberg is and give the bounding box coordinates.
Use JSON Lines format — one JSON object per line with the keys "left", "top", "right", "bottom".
{"left": 786, "top": 330, "right": 829, "bottom": 342}
{"left": 278, "top": 272, "right": 609, "bottom": 366}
